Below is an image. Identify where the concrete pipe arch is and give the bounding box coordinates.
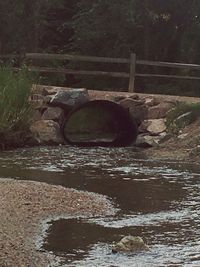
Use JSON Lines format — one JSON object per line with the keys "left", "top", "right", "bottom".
{"left": 61, "top": 100, "right": 138, "bottom": 147}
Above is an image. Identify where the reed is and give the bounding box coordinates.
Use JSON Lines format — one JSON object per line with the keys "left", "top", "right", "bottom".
{"left": 0, "top": 66, "right": 32, "bottom": 134}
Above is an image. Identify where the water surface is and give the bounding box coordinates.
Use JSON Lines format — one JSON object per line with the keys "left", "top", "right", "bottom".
{"left": 0, "top": 146, "right": 199, "bottom": 266}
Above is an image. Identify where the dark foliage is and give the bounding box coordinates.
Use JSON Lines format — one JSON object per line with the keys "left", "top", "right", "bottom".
{"left": 0, "top": 0, "right": 200, "bottom": 95}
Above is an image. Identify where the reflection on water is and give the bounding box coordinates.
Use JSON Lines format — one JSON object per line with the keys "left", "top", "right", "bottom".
{"left": 0, "top": 146, "right": 200, "bottom": 266}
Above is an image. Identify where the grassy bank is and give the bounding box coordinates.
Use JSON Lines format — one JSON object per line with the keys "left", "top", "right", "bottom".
{"left": 0, "top": 66, "right": 33, "bottom": 149}
{"left": 166, "top": 102, "right": 200, "bottom": 134}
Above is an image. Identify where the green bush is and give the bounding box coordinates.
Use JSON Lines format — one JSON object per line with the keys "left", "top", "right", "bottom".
{"left": 0, "top": 66, "right": 32, "bottom": 133}
{"left": 166, "top": 102, "right": 200, "bottom": 133}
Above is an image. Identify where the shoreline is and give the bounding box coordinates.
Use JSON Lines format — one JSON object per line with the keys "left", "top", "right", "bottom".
{"left": 0, "top": 178, "right": 115, "bottom": 267}
{"left": 0, "top": 145, "right": 199, "bottom": 266}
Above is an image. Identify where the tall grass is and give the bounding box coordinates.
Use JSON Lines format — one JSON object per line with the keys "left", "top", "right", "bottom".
{"left": 166, "top": 102, "right": 200, "bottom": 133}
{"left": 0, "top": 66, "right": 32, "bottom": 134}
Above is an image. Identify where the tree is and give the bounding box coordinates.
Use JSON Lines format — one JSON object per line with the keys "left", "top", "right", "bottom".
{"left": 0, "top": 0, "right": 76, "bottom": 54}
{"left": 72, "top": 0, "right": 200, "bottom": 62}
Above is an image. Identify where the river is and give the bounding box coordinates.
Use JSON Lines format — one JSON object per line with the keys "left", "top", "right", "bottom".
{"left": 0, "top": 146, "right": 200, "bottom": 267}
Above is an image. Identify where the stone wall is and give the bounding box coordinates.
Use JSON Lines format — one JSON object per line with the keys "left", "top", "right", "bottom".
{"left": 30, "top": 86, "right": 90, "bottom": 145}
{"left": 30, "top": 85, "right": 178, "bottom": 147}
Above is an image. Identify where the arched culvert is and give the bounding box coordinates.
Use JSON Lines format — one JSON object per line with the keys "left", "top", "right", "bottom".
{"left": 61, "top": 100, "right": 138, "bottom": 147}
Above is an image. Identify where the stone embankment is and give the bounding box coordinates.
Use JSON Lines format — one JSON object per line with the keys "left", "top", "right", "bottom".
{"left": 30, "top": 85, "right": 200, "bottom": 148}
{"left": 30, "top": 85, "right": 90, "bottom": 145}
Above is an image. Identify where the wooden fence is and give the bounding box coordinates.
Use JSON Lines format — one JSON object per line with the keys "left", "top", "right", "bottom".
{"left": 1, "top": 52, "right": 200, "bottom": 92}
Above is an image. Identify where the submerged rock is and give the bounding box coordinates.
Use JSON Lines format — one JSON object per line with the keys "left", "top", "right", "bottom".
{"left": 112, "top": 236, "right": 149, "bottom": 253}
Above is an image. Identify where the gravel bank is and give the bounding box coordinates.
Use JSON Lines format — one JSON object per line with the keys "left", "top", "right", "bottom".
{"left": 0, "top": 179, "right": 115, "bottom": 267}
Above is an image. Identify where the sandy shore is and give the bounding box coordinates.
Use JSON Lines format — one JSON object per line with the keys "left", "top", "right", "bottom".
{"left": 0, "top": 179, "right": 115, "bottom": 267}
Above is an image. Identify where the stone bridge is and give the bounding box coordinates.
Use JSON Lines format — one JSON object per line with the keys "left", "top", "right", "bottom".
{"left": 30, "top": 85, "right": 200, "bottom": 147}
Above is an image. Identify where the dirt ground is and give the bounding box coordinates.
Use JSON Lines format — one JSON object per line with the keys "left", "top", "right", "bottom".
{"left": 0, "top": 179, "right": 115, "bottom": 267}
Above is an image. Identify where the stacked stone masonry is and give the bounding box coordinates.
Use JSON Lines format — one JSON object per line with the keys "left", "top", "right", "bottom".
{"left": 30, "top": 85, "right": 178, "bottom": 147}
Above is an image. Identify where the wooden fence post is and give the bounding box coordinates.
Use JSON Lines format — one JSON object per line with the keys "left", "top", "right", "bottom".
{"left": 128, "top": 53, "right": 136, "bottom": 93}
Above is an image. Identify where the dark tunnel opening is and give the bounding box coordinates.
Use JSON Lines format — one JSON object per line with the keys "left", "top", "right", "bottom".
{"left": 61, "top": 100, "right": 138, "bottom": 147}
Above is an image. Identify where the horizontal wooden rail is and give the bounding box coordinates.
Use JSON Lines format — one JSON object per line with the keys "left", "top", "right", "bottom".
{"left": 26, "top": 53, "right": 129, "bottom": 64}
{"left": 136, "top": 73, "right": 200, "bottom": 80}
{"left": 26, "top": 66, "right": 200, "bottom": 81}
{"left": 1, "top": 52, "right": 200, "bottom": 92}
{"left": 0, "top": 54, "right": 21, "bottom": 59}
{"left": 137, "top": 59, "right": 200, "bottom": 70}
{"left": 27, "top": 66, "right": 129, "bottom": 78}
{"left": 2, "top": 53, "right": 200, "bottom": 70}
{"left": 25, "top": 53, "right": 200, "bottom": 70}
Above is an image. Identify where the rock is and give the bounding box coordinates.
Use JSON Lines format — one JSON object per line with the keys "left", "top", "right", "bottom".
{"left": 135, "top": 132, "right": 168, "bottom": 147}
{"left": 112, "top": 236, "right": 149, "bottom": 253}
{"left": 30, "top": 120, "right": 64, "bottom": 145}
{"left": 144, "top": 97, "right": 155, "bottom": 107}
{"left": 41, "top": 107, "right": 65, "bottom": 124}
{"left": 119, "top": 98, "right": 148, "bottom": 124}
{"left": 178, "top": 133, "right": 188, "bottom": 140}
{"left": 129, "top": 94, "right": 140, "bottom": 100}
{"left": 42, "top": 86, "right": 72, "bottom": 96}
{"left": 32, "top": 110, "right": 42, "bottom": 122}
{"left": 50, "top": 88, "right": 90, "bottom": 111}
{"left": 119, "top": 98, "right": 144, "bottom": 107}
{"left": 135, "top": 134, "right": 162, "bottom": 147}
{"left": 138, "top": 120, "right": 151, "bottom": 133}
{"left": 113, "top": 96, "right": 126, "bottom": 102}
{"left": 30, "top": 99, "right": 44, "bottom": 110}
{"left": 146, "top": 119, "right": 166, "bottom": 134}
{"left": 43, "top": 95, "right": 53, "bottom": 104}
{"left": 148, "top": 102, "right": 175, "bottom": 119}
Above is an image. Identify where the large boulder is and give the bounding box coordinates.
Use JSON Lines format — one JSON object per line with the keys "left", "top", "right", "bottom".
{"left": 32, "top": 110, "right": 42, "bottom": 122}
{"left": 50, "top": 88, "right": 90, "bottom": 111}
{"left": 135, "top": 133, "right": 166, "bottom": 147}
{"left": 41, "top": 107, "right": 65, "bottom": 124}
{"left": 138, "top": 120, "right": 150, "bottom": 133}
{"left": 112, "top": 236, "right": 149, "bottom": 253}
{"left": 148, "top": 102, "right": 175, "bottom": 119}
{"left": 119, "top": 98, "right": 148, "bottom": 124}
{"left": 143, "top": 119, "right": 166, "bottom": 135}
{"left": 139, "top": 119, "right": 166, "bottom": 134}
{"left": 30, "top": 120, "right": 64, "bottom": 145}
